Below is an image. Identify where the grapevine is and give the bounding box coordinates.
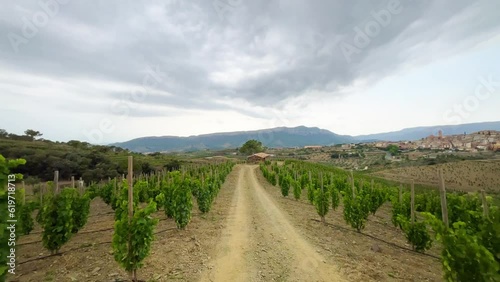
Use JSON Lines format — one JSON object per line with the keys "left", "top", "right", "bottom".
{"left": 113, "top": 199, "right": 158, "bottom": 282}
{"left": 41, "top": 188, "right": 79, "bottom": 254}
{"left": 314, "top": 185, "right": 330, "bottom": 223}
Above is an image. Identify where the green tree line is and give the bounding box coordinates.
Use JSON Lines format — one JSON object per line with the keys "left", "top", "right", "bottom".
{"left": 0, "top": 129, "right": 182, "bottom": 183}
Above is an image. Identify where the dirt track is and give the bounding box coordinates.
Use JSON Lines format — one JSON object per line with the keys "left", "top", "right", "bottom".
{"left": 14, "top": 164, "right": 441, "bottom": 281}
{"left": 201, "top": 165, "right": 346, "bottom": 282}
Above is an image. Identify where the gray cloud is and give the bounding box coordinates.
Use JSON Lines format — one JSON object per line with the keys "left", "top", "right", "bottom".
{"left": 1, "top": 0, "right": 499, "bottom": 116}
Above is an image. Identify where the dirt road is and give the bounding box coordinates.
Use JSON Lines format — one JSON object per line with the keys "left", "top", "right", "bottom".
{"left": 201, "top": 165, "right": 346, "bottom": 282}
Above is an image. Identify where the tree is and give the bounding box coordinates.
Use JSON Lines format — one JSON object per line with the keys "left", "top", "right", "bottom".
{"left": 24, "top": 129, "right": 43, "bottom": 140}
{"left": 239, "top": 139, "right": 264, "bottom": 155}
{"left": 140, "top": 162, "right": 154, "bottom": 174}
{"left": 0, "top": 129, "right": 7, "bottom": 138}
{"left": 386, "top": 144, "right": 400, "bottom": 156}
{"left": 164, "top": 159, "right": 181, "bottom": 171}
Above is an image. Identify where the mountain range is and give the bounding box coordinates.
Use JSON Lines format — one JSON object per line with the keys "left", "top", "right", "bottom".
{"left": 111, "top": 121, "right": 500, "bottom": 153}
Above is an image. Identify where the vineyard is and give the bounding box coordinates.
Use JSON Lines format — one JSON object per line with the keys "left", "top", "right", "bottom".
{"left": 260, "top": 160, "right": 500, "bottom": 281}
{"left": 2, "top": 154, "right": 235, "bottom": 282}
{"left": 2, "top": 153, "right": 500, "bottom": 281}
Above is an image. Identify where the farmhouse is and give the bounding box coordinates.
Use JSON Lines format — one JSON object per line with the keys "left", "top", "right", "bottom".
{"left": 247, "top": 152, "right": 270, "bottom": 162}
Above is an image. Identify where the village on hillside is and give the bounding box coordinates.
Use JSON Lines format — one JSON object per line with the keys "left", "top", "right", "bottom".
{"left": 370, "top": 130, "right": 500, "bottom": 152}
{"left": 257, "top": 130, "right": 500, "bottom": 171}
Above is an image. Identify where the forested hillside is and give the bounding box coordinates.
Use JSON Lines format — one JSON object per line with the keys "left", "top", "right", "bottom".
{"left": 0, "top": 131, "right": 182, "bottom": 183}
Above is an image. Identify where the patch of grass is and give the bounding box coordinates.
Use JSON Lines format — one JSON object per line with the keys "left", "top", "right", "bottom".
{"left": 44, "top": 270, "right": 55, "bottom": 281}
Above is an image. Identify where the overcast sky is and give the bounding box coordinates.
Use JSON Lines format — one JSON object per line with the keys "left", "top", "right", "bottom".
{"left": 1, "top": 0, "right": 500, "bottom": 143}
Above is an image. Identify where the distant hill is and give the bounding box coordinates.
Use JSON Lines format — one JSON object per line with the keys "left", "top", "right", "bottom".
{"left": 353, "top": 121, "right": 500, "bottom": 142}
{"left": 111, "top": 126, "right": 353, "bottom": 153}
{"left": 112, "top": 121, "right": 500, "bottom": 152}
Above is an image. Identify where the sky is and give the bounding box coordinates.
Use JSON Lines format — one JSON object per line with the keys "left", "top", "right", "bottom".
{"left": 1, "top": 0, "right": 500, "bottom": 144}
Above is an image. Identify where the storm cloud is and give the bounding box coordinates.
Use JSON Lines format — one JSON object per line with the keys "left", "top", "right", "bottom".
{"left": 1, "top": 0, "right": 499, "bottom": 142}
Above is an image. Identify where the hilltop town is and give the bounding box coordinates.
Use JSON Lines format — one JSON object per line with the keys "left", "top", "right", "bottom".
{"left": 266, "top": 130, "right": 500, "bottom": 173}
{"left": 371, "top": 130, "right": 500, "bottom": 152}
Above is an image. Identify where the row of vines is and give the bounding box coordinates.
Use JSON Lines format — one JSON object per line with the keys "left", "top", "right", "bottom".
{"left": 260, "top": 159, "right": 499, "bottom": 281}
{"left": 1, "top": 153, "right": 234, "bottom": 282}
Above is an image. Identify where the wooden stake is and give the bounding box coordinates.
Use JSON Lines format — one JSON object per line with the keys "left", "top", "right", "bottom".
{"left": 71, "top": 176, "right": 75, "bottom": 189}
{"left": 371, "top": 179, "right": 374, "bottom": 191}
{"left": 39, "top": 184, "right": 43, "bottom": 205}
{"left": 410, "top": 179, "right": 415, "bottom": 224}
{"left": 350, "top": 170, "right": 355, "bottom": 198}
{"left": 54, "top": 171, "right": 59, "bottom": 194}
{"left": 399, "top": 183, "right": 403, "bottom": 204}
{"left": 437, "top": 169, "right": 449, "bottom": 229}
{"left": 480, "top": 190, "right": 489, "bottom": 218}
{"left": 79, "top": 177, "right": 84, "bottom": 195}
{"left": 22, "top": 181, "right": 26, "bottom": 205}
{"left": 128, "top": 156, "right": 134, "bottom": 222}
{"left": 320, "top": 172, "right": 324, "bottom": 191}
{"left": 128, "top": 156, "right": 137, "bottom": 281}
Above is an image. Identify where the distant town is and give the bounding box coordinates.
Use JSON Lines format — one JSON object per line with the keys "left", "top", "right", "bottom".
{"left": 372, "top": 130, "right": 500, "bottom": 152}
{"left": 309, "top": 130, "right": 500, "bottom": 153}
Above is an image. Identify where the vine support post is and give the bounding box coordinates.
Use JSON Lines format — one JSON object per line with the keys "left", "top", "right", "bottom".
{"left": 127, "top": 156, "right": 134, "bottom": 222}
{"left": 480, "top": 190, "right": 489, "bottom": 219}
{"left": 22, "top": 181, "right": 26, "bottom": 205}
{"left": 39, "top": 183, "right": 43, "bottom": 205}
{"left": 127, "top": 155, "right": 136, "bottom": 281}
{"left": 371, "top": 179, "right": 374, "bottom": 192}
{"left": 71, "top": 176, "right": 75, "bottom": 189}
{"left": 54, "top": 170, "right": 59, "bottom": 194}
{"left": 320, "top": 172, "right": 324, "bottom": 191}
{"left": 113, "top": 177, "right": 118, "bottom": 196}
{"left": 410, "top": 179, "right": 415, "bottom": 224}
{"left": 79, "top": 177, "right": 84, "bottom": 195}
{"left": 437, "top": 169, "right": 449, "bottom": 229}
{"left": 350, "top": 170, "right": 355, "bottom": 198}
{"left": 320, "top": 172, "right": 325, "bottom": 223}
{"left": 398, "top": 183, "right": 403, "bottom": 204}
{"left": 308, "top": 171, "right": 312, "bottom": 185}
